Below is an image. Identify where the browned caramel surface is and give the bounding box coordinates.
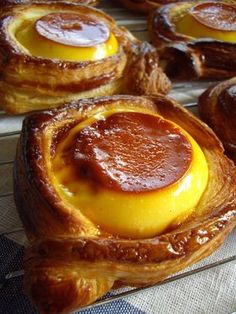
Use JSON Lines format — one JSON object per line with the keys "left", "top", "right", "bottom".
{"left": 190, "top": 2, "right": 236, "bottom": 31}
{"left": 62, "top": 112, "right": 192, "bottom": 192}
{"left": 35, "top": 13, "right": 110, "bottom": 47}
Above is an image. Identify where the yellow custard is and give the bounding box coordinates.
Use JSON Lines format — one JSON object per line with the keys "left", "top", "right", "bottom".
{"left": 15, "top": 13, "right": 119, "bottom": 61}
{"left": 175, "top": 3, "right": 236, "bottom": 43}
{"left": 51, "top": 109, "right": 208, "bottom": 239}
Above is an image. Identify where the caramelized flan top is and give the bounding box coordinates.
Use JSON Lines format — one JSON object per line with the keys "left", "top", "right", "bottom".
{"left": 52, "top": 108, "right": 208, "bottom": 238}
{"left": 175, "top": 2, "right": 236, "bottom": 43}
{"left": 35, "top": 13, "right": 110, "bottom": 47}
{"left": 191, "top": 2, "right": 236, "bottom": 31}
{"left": 61, "top": 112, "right": 192, "bottom": 192}
{"left": 14, "top": 11, "right": 118, "bottom": 61}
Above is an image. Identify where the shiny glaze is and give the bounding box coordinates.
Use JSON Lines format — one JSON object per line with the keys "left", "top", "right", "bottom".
{"left": 190, "top": 2, "right": 236, "bottom": 32}
{"left": 62, "top": 112, "right": 192, "bottom": 192}
{"left": 0, "top": 5, "right": 126, "bottom": 93}
{"left": 35, "top": 13, "right": 110, "bottom": 47}
{"left": 31, "top": 211, "right": 236, "bottom": 263}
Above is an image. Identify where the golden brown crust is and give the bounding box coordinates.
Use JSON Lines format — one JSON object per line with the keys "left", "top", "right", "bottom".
{"left": 14, "top": 95, "right": 236, "bottom": 313}
{"left": 122, "top": 41, "right": 171, "bottom": 95}
{"left": 199, "top": 77, "right": 236, "bottom": 164}
{"left": 149, "top": 1, "right": 236, "bottom": 80}
{"left": 0, "top": 3, "right": 170, "bottom": 114}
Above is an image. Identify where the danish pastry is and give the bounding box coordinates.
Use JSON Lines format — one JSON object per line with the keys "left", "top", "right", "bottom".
{"left": 14, "top": 95, "right": 236, "bottom": 313}
{"left": 199, "top": 77, "right": 236, "bottom": 164}
{"left": 0, "top": 3, "right": 170, "bottom": 114}
{"left": 149, "top": 1, "right": 236, "bottom": 80}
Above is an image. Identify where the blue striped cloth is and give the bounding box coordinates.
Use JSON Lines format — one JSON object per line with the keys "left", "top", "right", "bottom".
{"left": 2, "top": 231, "right": 236, "bottom": 314}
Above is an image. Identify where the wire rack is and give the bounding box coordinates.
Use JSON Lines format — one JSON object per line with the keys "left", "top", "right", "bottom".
{"left": 1, "top": 1, "right": 236, "bottom": 313}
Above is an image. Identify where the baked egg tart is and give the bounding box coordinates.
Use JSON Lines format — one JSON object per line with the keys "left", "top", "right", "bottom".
{"left": 199, "top": 77, "right": 236, "bottom": 164}
{"left": 149, "top": 1, "right": 236, "bottom": 80}
{"left": 14, "top": 95, "right": 236, "bottom": 313}
{"left": 0, "top": 2, "right": 170, "bottom": 114}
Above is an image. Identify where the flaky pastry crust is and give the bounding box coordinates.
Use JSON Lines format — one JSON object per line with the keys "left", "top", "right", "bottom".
{"left": 14, "top": 95, "right": 236, "bottom": 313}
{"left": 0, "top": 2, "right": 170, "bottom": 114}
{"left": 199, "top": 77, "right": 236, "bottom": 164}
{"left": 149, "top": 1, "right": 236, "bottom": 80}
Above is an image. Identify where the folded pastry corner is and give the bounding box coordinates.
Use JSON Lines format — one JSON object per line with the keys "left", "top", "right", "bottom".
{"left": 123, "top": 40, "right": 171, "bottom": 95}
{"left": 199, "top": 77, "right": 236, "bottom": 164}
{"left": 0, "top": 2, "right": 170, "bottom": 114}
{"left": 14, "top": 95, "right": 236, "bottom": 313}
{"left": 149, "top": 1, "right": 236, "bottom": 80}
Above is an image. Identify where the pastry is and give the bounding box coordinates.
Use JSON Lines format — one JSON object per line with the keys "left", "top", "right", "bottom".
{"left": 14, "top": 94, "right": 236, "bottom": 313}
{"left": 149, "top": 1, "right": 236, "bottom": 80}
{"left": 0, "top": 3, "right": 170, "bottom": 114}
{"left": 199, "top": 77, "right": 236, "bottom": 164}
{"left": 118, "top": 0, "right": 191, "bottom": 13}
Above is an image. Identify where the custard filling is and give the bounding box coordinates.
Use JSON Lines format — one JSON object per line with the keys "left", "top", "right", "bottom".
{"left": 175, "top": 2, "right": 236, "bottom": 43}
{"left": 52, "top": 109, "right": 208, "bottom": 239}
{"left": 15, "top": 12, "right": 118, "bottom": 61}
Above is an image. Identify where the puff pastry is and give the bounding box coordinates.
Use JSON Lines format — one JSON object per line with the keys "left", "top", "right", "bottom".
{"left": 149, "top": 1, "right": 236, "bottom": 80}
{"left": 199, "top": 77, "right": 236, "bottom": 164}
{"left": 14, "top": 95, "right": 236, "bottom": 313}
{"left": 0, "top": 3, "right": 170, "bottom": 114}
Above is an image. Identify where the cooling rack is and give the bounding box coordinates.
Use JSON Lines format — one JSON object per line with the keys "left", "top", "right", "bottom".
{"left": 1, "top": 1, "right": 236, "bottom": 313}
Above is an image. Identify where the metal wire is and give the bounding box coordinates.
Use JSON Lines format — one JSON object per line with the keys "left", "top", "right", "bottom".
{"left": 80, "top": 254, "right": 236, "bottom": 311}
{"left": 0, "top": 131, "right": 20, "bottom": 138}
{"left": 0, "top": 192, "right": 13, "bottom": 198}
{"left": 0, "top": 160, "right": 14, "bottom": 166}
{"left": 1, "top": 251, "right": 236, "bottom": 311}
{"left": 0, "top": 228, "right": 24, "bottom": 237}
